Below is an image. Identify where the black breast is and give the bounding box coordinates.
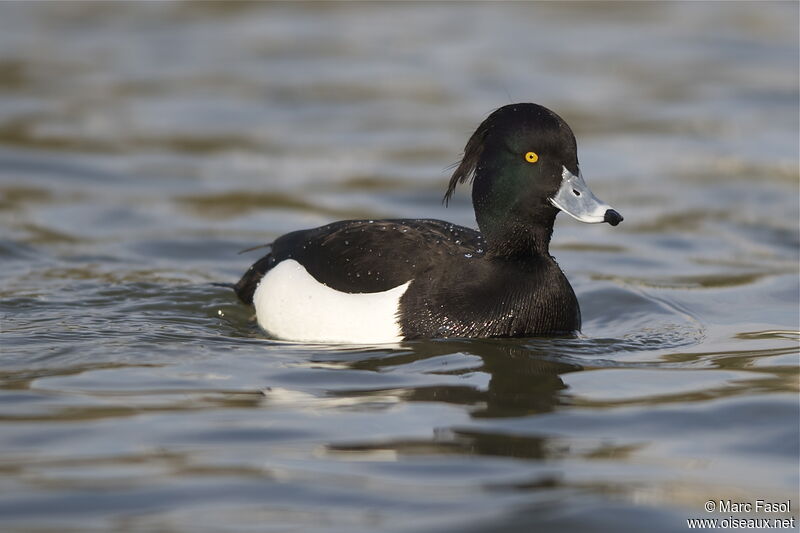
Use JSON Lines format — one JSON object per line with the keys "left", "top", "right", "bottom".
{"left": 398, "top": 255, "right": 580, "bottom": 339}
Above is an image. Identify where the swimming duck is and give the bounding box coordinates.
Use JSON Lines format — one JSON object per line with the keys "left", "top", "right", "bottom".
{"left": 235, "top": 103, "right": 622, "bottom": 343}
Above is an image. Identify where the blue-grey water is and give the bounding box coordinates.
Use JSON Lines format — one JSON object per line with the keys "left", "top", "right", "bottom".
{"left": 0, "top": 3, "right": 798, "bottom": 532}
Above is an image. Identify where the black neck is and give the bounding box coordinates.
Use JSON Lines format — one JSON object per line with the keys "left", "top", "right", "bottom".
{"left": 481, "top": 210, "right": 556, "bottom": 259}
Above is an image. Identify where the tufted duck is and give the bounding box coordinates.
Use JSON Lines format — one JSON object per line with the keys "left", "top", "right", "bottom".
{"left": 235, "top": 103, "right": 622, "bottom": 343}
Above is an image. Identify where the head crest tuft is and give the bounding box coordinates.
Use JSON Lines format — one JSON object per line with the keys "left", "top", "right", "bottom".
{"left": 443, "top": 120, "right": 490, "bottom": 206}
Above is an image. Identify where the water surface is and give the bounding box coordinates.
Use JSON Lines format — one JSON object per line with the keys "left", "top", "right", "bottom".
{"left": 0, "top": 3, "right": 798, "bottom": 532}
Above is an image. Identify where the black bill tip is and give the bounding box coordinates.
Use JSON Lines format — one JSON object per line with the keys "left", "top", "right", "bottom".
{"left": 604, "top": 209, "right": 623, "bottom": 226}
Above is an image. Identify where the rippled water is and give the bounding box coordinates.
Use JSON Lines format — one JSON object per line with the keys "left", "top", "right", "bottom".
{"left": 0, "top": 3, "right": 798, "bottom": 532}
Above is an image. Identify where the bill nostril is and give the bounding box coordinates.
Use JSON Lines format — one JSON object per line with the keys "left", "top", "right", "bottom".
{"left": 604, "top": 209, "right": 623, "bottom": 226}
{"left": 572, "top": 188, "right": 581, "bottom": 196}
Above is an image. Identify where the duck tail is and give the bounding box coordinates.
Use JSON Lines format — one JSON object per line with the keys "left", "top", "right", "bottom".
{"left": 234, "top": 245, "right": 275, "bottom": 305}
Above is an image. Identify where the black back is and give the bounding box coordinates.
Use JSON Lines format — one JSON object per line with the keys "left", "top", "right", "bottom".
{"left": 234, "top": 219, "right": 486, "bottom": 302}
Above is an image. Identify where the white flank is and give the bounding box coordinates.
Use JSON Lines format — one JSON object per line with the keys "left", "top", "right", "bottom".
{"left": 253, "top": 259, "right": 410, "bottom": 344}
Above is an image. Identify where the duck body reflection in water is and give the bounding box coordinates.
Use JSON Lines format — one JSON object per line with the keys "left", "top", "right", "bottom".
{"left": 321, "top": 339, "right": 585, "bottom": 460}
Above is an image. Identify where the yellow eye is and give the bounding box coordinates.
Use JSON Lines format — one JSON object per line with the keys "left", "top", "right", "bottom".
{"left": 524, "top": 151, "right": 539, "bottom": 163}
